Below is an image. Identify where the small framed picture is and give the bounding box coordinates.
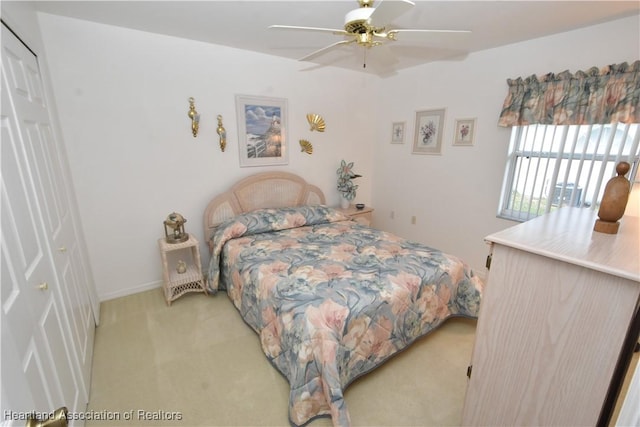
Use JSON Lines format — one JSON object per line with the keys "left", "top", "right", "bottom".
{"left": 453, "top": 118, "right": 476, "bottom": 146}
{"left": 413, "top": 108, "right": 445, "bottom": 155}
{"left": 391, "top": 122, "right": 405, "bottom": 144}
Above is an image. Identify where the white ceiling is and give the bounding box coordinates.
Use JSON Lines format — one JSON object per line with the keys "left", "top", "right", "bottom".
{"left": 32, "top": 1, "right": 640, "bottom": 76}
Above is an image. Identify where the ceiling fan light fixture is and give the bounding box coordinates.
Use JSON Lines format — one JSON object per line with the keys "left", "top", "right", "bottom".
{"left": 357, "top": 32, "right": 373, "bottom": 46}
{"left": 356, "top": 32, "right": 383, "bottom": 48}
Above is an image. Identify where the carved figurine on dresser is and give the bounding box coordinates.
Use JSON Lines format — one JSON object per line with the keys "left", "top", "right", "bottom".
{"left": 594, "top": 161, "right": 632, "bottom": 234}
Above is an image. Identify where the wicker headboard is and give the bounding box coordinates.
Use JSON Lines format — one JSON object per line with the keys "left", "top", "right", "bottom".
{"left": 203, "top": 171, "right": 326, "bottom": 243}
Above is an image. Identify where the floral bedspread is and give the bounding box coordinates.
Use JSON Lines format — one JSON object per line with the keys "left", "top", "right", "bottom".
{"left": 207, "top": 206, "right": 483, "bottom": 427}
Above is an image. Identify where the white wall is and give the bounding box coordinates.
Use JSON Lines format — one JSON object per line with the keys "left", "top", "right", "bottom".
{"left": 37, "top": 13, "right": 377, "bottom": 300}
{"left": 36, "top": 11, "right": 639, "bottom": 300}
{"left": 372, "top": 14, "right": 640, "bottom": 274}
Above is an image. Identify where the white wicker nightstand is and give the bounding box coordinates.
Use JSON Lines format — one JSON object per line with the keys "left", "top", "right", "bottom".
{"left": 157, "top": 234, "right": 206, "bottom": 305}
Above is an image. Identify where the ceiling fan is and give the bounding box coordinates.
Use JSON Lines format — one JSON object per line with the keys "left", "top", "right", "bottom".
{"left": 269, "top": 0, "right": 471, "bottom": 68}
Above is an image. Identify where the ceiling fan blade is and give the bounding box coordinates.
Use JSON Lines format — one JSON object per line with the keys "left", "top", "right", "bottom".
{"left": 386, "top": 43, "right": 469, "bottom": 61}
{"left": 387, "top": 29, "right": 471, "bottom": 46}
{"left": 269, "top": 25, "right": 348, "bottom": 36}
{"left": 388, "top": 29, "right": 471, "bottom": 36}
{"left": 369, "top": 0, "right": 415, "bottom": 28}
{"left": 368, "top": 43, "right": 400, "bottom": 67}
{"left": 299, "top": 39, "right": 356, "bottom": 61}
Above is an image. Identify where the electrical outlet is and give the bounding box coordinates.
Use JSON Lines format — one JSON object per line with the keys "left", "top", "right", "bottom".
{"left": 411, "top": 216, "right": 416, "bottom": 225}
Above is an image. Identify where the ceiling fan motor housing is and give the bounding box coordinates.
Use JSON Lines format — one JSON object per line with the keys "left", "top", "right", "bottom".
{"left": 344, "top": 7, "right": 375, "bottom": 34}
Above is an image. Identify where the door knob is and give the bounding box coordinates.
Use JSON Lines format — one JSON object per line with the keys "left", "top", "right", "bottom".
{"left": 37, "top": 282, "right": 49, "bottom": 291}
{"left": 25, "top": 406, "right": 68, "bottom": 427}
{"left": 57, "top": 246, "right": 67, "bottom": 253}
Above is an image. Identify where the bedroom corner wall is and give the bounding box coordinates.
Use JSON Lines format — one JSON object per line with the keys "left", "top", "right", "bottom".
{"left": 371, "top": 14, "right": 640, "bottom": 275}
{"left": 36, "top": 13, "right": 377, "bottom": 301}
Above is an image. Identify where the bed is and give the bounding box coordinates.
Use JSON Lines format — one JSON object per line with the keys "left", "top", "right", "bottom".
{"left": 203, "top": 172, "right": 484, "bottom": 427}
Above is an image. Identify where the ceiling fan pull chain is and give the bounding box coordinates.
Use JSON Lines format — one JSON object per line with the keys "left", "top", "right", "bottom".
{"left": 363, "top": 47, "right": 367, "bottom": 68}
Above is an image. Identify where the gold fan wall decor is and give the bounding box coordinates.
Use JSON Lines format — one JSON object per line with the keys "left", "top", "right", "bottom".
{"left": 299, "top": 139, "right": 313, "bottom": 154}
{"left": 307, "top": 113, "right": 326, "bottom": 132}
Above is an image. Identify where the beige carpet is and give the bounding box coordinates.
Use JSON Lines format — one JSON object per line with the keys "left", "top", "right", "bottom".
{"left": 86, "top": 288, "right": 478, "bottom": 426}
{"left": 87, "top": 287, "right": 638, "bottom": 426}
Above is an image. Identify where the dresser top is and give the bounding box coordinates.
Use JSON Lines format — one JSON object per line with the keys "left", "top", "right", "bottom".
{"left": 486, "top": 207, "right": 639, "bottom": 282}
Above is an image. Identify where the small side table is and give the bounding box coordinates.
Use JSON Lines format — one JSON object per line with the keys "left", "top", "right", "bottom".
{"left": 335, "top": 205, "right": 374, "bottom": 226}
{"left": 157, "top": 234, "right": 206, "bottom": 305}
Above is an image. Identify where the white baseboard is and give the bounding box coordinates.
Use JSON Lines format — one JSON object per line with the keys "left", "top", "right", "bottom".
{"left": 99, "top": 280, "right": 162, "bottom": 302}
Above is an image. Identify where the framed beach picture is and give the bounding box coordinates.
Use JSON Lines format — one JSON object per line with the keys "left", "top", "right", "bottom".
{"left": 236, "top": 95, "right": 288, "bottom": 167}
{"left": 391, "top": 121, "right": 405, "bottom": 144}
{"left": 413, "top": 108, "right": 445, "bottom": 155}
{"left": 453, "top": 118, "right": 477, "bottom": 146}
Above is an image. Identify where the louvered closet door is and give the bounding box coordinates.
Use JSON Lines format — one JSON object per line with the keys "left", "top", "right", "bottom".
{"left": 1, "top": 22, "right": 87, "bottom": 422}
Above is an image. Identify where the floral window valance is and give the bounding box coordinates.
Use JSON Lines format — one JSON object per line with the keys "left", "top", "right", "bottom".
{"left": 498, "top": 60, "right": 640, "bottom": 127}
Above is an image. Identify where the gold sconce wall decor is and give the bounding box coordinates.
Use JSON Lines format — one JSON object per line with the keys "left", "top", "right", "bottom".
{"left": 216, "top": 115, "right": 227, "bottom": 152}
{"left": 306, "top": 113, "right": 326, "bottom": 132}
{"left": 187, "top": 97, "right": 200, "bottom": 137}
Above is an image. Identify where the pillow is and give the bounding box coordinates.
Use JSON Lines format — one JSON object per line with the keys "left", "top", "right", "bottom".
{"left": 215, "top": 205, "right": 348, "bottom": 241}
{"left": 206, "top": 206, "right": 349, "bottom": 292}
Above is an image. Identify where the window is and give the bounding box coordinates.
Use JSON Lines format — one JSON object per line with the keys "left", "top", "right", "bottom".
{"left": 498, "top": 123, "right": 640, "bottom": 222}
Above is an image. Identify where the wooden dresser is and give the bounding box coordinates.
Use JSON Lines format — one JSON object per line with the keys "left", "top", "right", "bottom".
{"left": 462, "top": 207, "right": 639, "bottom": 426}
